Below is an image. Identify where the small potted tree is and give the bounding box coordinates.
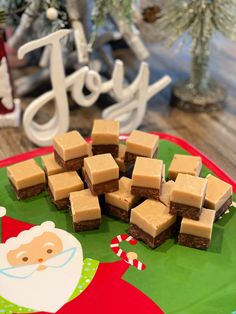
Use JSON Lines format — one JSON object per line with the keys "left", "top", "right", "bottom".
{"left": 152, "top": 0, "right": 236, "bottom": 111}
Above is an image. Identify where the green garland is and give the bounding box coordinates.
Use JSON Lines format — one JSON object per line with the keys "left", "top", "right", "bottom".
{"left": 92, "top": 0, "right": 134, "bottom": 30}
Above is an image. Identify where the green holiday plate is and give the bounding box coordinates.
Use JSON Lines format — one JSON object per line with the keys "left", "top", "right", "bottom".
{"left": 0, "top": 133, "right": 235, "bottom": 314}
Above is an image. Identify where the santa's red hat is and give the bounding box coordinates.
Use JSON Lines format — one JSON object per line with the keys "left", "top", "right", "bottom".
{"left": 0, "top": 206, "right": 35, "bottom": 243}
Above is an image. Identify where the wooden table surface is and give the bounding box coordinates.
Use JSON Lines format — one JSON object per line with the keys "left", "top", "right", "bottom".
{"left": 0, "top": 36, "right": 236, "bottom": 180}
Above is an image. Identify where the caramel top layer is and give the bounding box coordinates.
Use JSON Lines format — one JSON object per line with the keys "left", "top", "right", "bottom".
{"left": 48, "top": 171, "right": 84, "bottom": 201}
{"left": 170, "top": 173, "right": 207, "bottom": 208}
{"left": 126, "top": 130, "right": 159, "bottom": 157}
{"left": 70, "top": 189, "right": 101, "bottom": 222}
{"left": 132, "top": 157, "right": 163, "bottom": 189}
{"left": 168, "top": 154, "right": 202, "bottom": 180}
{"left": 204, "top": 175, "right": 232, "bottom": 210}
{"left": 162, "top": 164, "right": 166, "bottom": 182}
{"left": 41, "top": 153, "right": 65, "bottom": 176}
{"left": 180, "top": 208, "right": 215, "bottom": 239}
{"left": 92, "top": 119, "right": 119, "bottom": 145}
{"left": 160, "top": 180, "right": 175, "bottom": 206}
{"left": 118, "top": 143, "right": 126, "bottom": 159}
{"left": 115, "top": 144, "right": 127, "bottom": 172}
{"left": 7, "top": 159, "right": 45, "bottom": 190}
{"left": 130, "top": 200, "right": 176, "bottom": 237}
{"left": 105, "top": 177, "right": 140, "bottom": 211}
{"left": 87, "top": 143, "right": 93, "bottom": 157}
{"left": 84, "top": 153, "right": 119, "bottom": 185}
{"left": 53, "top": 130, "right": 88, "bottom": 161}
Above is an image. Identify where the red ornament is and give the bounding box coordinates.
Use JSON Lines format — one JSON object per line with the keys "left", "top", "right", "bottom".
{"left": 0, "top": 31, "right": 15, "bottom": 114}
{"left": 0, "top": 30, "right": 20, "bottom": 127}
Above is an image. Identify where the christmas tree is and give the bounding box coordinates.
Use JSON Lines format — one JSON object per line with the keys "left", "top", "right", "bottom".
{"left": 152, "top": 0, "right": 236, "bottom": 111}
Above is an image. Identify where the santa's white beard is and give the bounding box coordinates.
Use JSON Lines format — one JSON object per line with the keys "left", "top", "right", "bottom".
{"left": 0, "top": 229, "right": 83, "bottom": 313}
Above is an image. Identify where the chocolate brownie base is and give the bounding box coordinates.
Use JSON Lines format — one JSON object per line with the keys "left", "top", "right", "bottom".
{"left": 119, "top": 164, "right": 134, "bottom": 179}
{"left": 131, "top": 185, "right": 161, "bottom": 200}
{"left": 42, "top": 166, "right": 49, "bottom": 185}
{"left": 54, "top": 151, "right": 88, "bottom": 171}
{"left": 9, "top": 180, "right": 45, "bottom": 200}
{"left": 104, "top": 203, "right": 130, "bottom": 223}
{"left": 170, "top": 201, "right": 202, "bottom": 220}
{"left": 128, "top": 223, "right": 175, "bottom": 249}
{"left": 92, "top": 144, "right": 118, "bottom": 158}
{"left": 98, "top": 194, "right": 106, "bottom": 212}
{"left": 117, "top": 161, "right": 134, "bottom": 179}
{"left": 215, "top": 196, "right": 233, "bottom": 220}
{"left": 79, "top": 167, "right": 88, "bottom": 188}
{"left": 48, "top": 188, "right": 69, "bottom": 210}
{"left": 84, "top": 170, "right": 118, "bottom": 196}
{"left": 178, "top": 233, "right": 210, "bottom": 250}
{"left": 124, "top": 148, "right": 158, "bottom": 164}
{"left": 174, "top": 216, "right": 183, "bottom": 237}
{"left": 74, "top": 219, "right": 101, "bottom": 232}
{"left": 52, "top": 198, "right": 69, "bottom": 211}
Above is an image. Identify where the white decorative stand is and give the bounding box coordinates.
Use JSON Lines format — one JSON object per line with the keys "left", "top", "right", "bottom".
{"left": 102, "top": 64, "right": 171, "bottom": 133}
{"left": 18, "top": 30, "right": 171, "bottom": 147}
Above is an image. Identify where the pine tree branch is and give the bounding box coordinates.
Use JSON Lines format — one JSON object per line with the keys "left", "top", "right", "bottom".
{"left": 9, "top": 0, "right": 42, "bottom": 48}
{"left": 92, "top": 0, "right": 134, "bottom": 31}
{"left": 151, "top": 0, "right": 198, "bottom": 46}
{"left": 211, "top": 0, "right": 236, "bottom": 41}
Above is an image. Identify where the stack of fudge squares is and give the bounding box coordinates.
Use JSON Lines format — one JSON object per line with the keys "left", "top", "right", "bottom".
{"left": 7, "top": 120, "right": 233, "bottom": 251}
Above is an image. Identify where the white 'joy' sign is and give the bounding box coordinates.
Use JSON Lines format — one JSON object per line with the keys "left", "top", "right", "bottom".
{"left": 18, "top": 30, "right": 171, "bottom": 147}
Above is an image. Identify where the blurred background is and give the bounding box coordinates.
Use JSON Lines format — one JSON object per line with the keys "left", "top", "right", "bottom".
{"left": 0, "top": 0, "right": 235, "bottom": 179}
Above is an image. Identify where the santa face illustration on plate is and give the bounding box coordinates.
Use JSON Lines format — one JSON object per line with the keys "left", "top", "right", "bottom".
{"left": 0, "top": 207, "right": 163, "bottom": 314}
{"left": 0, "top": 221, "right": 83, "bottom": 313}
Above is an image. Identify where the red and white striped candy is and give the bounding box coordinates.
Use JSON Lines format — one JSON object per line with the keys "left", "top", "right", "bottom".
{"left": 110, "top": 234, "right": 146, "bottom": 271}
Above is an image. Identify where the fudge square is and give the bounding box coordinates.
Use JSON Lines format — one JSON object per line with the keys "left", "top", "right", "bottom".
{"left": 53, "top": 130, "right": 89, "bottom": 171}
{"left": 170, "top": 174, "right": 207, "bottom": 220}
{"left": 41, "top": 153, "right": 65, "bottom": 177}
{"left": 159, "top": 180, "right": 175, "bottom": 207}
{"left": 204, "top": 175, "right": 232, "bottom": 220}
{"left": 168, "top": 154, "right": 202, "bottom": 181}
{"left": 115, "top": 143, "right": 129, "bottom": 174}
{"left": 131, "top": 157, "right": 163, "bottom": 200}
{"left": 70, "top": 189, "right": 101, "bottom": 232}
{"left": 125, "top": 130, "right": 159, "bottom": 164}
{"left": 91, "top": 119, "right": 119, "bottom": 157}
{"left": 178, "top": 208, "right": 215, "bottom": 250}
{"left": 105, "top": 177, "right": 140, "bottom": 223}
{"left": 7, "top": 159, "right": 46, "bottom": 200}
{"left": 84, "top": 153, "right": 119, "bottom": 196}
{"left": 48, "top": 171, "right": 84, "bottom": 210}
{"left": 129, "top": 200, "right": 176, "bottom": 249}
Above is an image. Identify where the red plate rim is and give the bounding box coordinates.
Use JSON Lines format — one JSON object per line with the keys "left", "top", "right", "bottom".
{"left": 1, "top": 132, "right": 235, "bottom": 193}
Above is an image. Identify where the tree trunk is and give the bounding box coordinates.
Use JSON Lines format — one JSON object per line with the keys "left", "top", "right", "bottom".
{"left": 172, "top": 3, "right": 225, "bottom": 112}
{"left": 190, "top": 5, "right": 211, "bottom": 93}
{"left": 191, "top": 39, "right": 211, "bottom": 92}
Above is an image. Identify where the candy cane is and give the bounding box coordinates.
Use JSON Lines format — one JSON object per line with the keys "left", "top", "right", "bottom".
{"left": 110, "top": 234, "right": 146, "bottom": 271}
